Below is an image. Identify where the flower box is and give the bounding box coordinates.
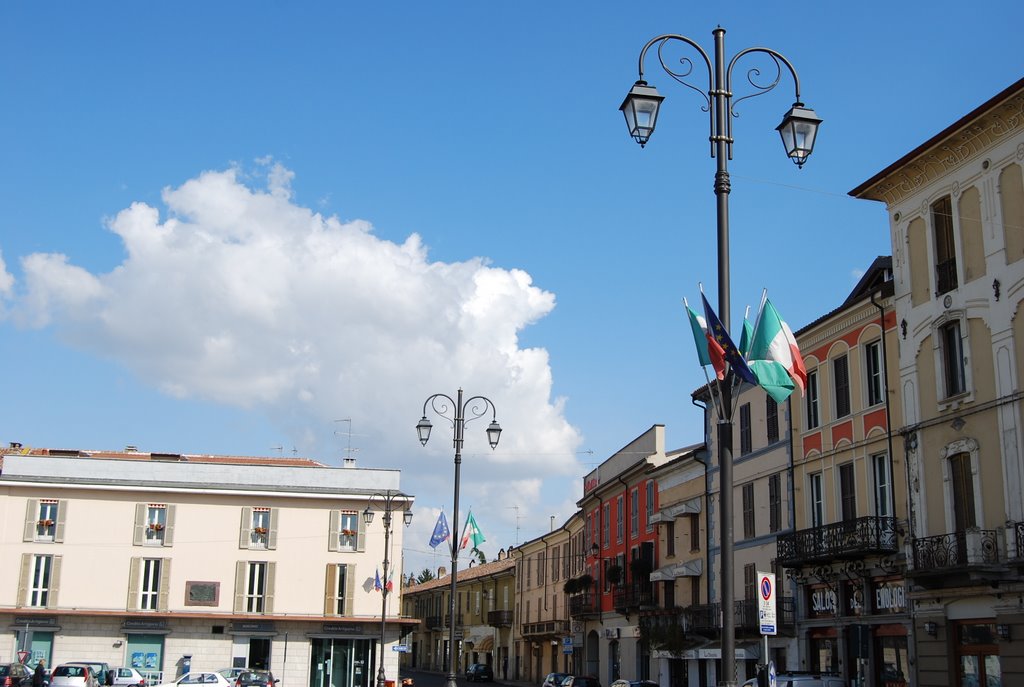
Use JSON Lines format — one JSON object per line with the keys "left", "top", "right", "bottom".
{"left": 148, "top": 523, "right": 165, "bottom": 531}
{"left": 254, "top": 527, "right": 269, "bottom": 535}
{"left": 37, "top": 519, "right": 54, "bottom": 527}
{"left": 341, "top": 529, "right": 357, "bottom": 537}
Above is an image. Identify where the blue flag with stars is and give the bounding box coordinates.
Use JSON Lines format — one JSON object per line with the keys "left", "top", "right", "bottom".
{"left": 701, "top": 293, "right": 757, "bottom": 386}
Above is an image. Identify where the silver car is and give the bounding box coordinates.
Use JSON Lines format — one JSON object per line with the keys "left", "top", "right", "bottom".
{"left": 51, "top": 664, "right": 99, "bottom": 687}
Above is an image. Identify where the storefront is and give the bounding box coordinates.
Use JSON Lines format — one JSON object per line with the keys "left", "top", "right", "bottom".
{"left": 10, "top": 616, "right": 58, "bottom": 668}
{"left": 309, "top": 624, "right": 374, "bottom": 687}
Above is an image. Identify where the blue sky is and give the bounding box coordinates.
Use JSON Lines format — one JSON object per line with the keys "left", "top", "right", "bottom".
{"left": 1, "top": 2, "right": 1021, "bottom": 577}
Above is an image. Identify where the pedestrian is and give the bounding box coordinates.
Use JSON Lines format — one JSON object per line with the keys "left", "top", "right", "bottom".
{"left": 502, "top": 657, "right": 508, "bottom": 681}
{"left": 32, "top": 660, "right": 46, "bottom": 687}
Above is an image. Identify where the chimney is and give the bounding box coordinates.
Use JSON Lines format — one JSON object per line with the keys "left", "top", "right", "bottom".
{"left": 438, "top": 566, "right": 447, "bottom": 579}
{"left": 497, "top": 548, "right": 505, "bottom": 561}
{"left": 343, "top": 458, "right": 357, "bottom": 468}
{"left": 124, "top": 445, "right": 139, "bottom": 453}
{"left": 9, "top": 442, "right": 22, "bottom": 449}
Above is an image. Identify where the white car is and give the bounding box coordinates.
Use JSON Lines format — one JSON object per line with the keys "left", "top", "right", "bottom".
{"left": 154, "top": 674, "right": 233, "bottom": 687}
{"left": 111, "top": 668, "right": 147, "bottom": 687}
{"left": 51, "top": 664, "right": 100, "bottom": 687}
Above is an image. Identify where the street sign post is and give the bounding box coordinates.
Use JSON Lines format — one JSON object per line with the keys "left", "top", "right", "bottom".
{"left": 758, "top": 571, "right": 777, "bottom": 635}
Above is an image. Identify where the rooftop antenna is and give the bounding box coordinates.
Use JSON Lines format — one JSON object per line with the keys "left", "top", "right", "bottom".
{"left": 270, "top": 446, "right": 283, "bottom": 455}
{"left": 506, "top": 505, "right": 521, "bottom": 545}
{"left": 333, "top": 418, "right": 362, "bottom": 466}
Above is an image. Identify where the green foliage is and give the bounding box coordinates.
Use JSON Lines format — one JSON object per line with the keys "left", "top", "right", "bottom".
{"left": 471, "top": 547, "right": 487, "bottom": 564}
{"left": 416, "top": 568, "right": 436, "bottom": 583}
{"left": 640, "top": 611, "right": 689, "bottom": 656}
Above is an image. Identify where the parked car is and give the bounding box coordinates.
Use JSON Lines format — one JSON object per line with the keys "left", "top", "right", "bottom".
{"left": 234, "top": 672, "right": 277, "bottom": 687}
{"left": 561, "top": 677, "right": 601, "bottom": 687}
{"left": 50, "top": 664, "right": 98, "bottom": 687}
{"left": 153, "top": 674, "right": 233, "bottom": 687}
{"left": 465, "top": 664, "right": 493, "bottom": 682}
{"left": 110, "top": 668, "right": 147, "bottom": 687}
{"left": 741, "top": 673, "right": 844, "bottom": 687}
{"left": 66, "top": 663, "right": 109, "bottom": 687}
{"left": 610, "top": 681, "right": 658, "bottom": 687}
{"left": 542, "top": 674, "right": 569, "bottom": 687}
{"left": 215, "top": 672, "right": 243, "bottom": 683}
{"left": 0, "top": 663, "right": 34, "bottom": 687}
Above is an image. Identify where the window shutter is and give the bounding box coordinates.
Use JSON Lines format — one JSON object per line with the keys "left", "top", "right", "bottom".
{"left": 344, "top": 564, "right": 356, "bottom": 616}
{"left": 163, "top": 505, "right": 176, "bottom": 546}
{"left": 264, "top": 562, "right": 276, "bottom": 614}
{"left": 127, "top": 557, "right": 141, "bottom": 610}
{"left": 158, "top": 559, "right": 171, "bottom": 611}
{"left": 268, "top": 509, "right": 279, "bottom": 550}
{"left": 48, "top": 556, "right": 62, "bottom": 608}
{"left": 328, "top": 511, "right": 340, "bottom": 553}
{"left": 23, "top": 500, "right": 38, "bottom": 542}
{"left": 17, "top": 554, "right": 31, "bottom": 607}
{"left": 239, "top": 508, "right": 252, "bottom": 549}
{"left": 53, "top": 501, "right": 67, "bottom": 543}
{"left": 324, "top": 564, "right": 337, "bottom": 616}
{"left": 234, "top": 562, "right": 246, "bottom": 613}
{"left": 356, "top": 515, "right": 366, "bottom": 552}
{"left": 133, "top": 504, "right": 147, "bottom": 546}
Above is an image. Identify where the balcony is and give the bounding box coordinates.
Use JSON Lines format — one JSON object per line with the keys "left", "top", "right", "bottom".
{"left": 613, "top": 585, "right": 654, "bottom": 613}
{"left": 522, "top": 619, "right": 570, "bottom": 638}
{"left": 425, "top": 615, "right": 443, "bottom": 630}
{"left": 686, "top": 597, "right": 795, "bottom": 636}
{"left": 569, "top": 593, "right": 601, "bottom": 618}
{"left": 910, "top": 529, "right": 1005, "bottom": 587}
{"left": 935, "top": 258, "right": 958, "bottom": 295}
{"left": 776, "top": 516, "right": 899, "bottom": 566}
{"left": 1010, "top": 522, "right": 1024, "bottom": 563}
{"left": 487, "top": 609, "right": 513, "bottom": 627}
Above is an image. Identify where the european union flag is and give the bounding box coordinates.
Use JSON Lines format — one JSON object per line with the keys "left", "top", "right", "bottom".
{"left": 429, "top": 510, "right": 450, "bottom": 549}
{"left": 701, "top": 293, "right": 757, "bottom": 386}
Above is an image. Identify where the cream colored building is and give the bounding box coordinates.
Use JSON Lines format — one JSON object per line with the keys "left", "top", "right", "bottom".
{"left": 850, "top": 77, "right": 1024, "bottom": 687}
{"left": 0, "top": 447, "right": 415, "bottom": 687}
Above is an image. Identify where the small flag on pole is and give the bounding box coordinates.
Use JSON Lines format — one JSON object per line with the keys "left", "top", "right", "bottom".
{"left": 459, "top": 510, "right": 486, "bottom": 550}
{"left": 429, "top": 510, "right": 451, "bottom": 549}
{"left": 374, "top": 568, "right": 382, "bottom": 592}
{"left": 385, "top": 569, "right": 394, "bottom": 592}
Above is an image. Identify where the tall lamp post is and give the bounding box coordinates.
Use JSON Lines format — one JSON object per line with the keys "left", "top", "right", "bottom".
{"left": 364, "top": 490, "right": 414, "bottom": 687}
{"left": 417, "top": 389, "right": 502, "bottom": 687}
{"left": 620, "top": 28, "right": 820, "bottom": 687}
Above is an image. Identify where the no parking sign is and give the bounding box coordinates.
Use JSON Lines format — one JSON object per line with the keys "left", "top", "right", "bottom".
{"left": 758, "top": 571, "right": 777, "bottom": 636}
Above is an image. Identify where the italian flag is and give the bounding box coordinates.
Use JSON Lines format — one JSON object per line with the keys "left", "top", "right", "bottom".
{"left": 747, "top": 298, "right": 807, "bottom": 403}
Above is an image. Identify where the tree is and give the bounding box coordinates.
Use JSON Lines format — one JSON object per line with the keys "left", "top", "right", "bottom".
{"left": 416, "top": 568, "right": 436, "bottom": 583}
{"left": 606, "top": 564, "right": 624, "bottom": 586}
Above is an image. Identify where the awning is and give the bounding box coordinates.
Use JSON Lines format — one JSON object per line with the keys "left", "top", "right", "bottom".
{"left": 475, "top": 636, "right": 494, "bottom": 652}
{"left": 649, "top": 558, "right": 703, "bottom": 581}
{"left": 679, "top": 642, "right": 759, "bottom": 661}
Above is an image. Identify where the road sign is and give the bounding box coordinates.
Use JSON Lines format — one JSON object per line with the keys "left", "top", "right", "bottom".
{"left": 392, "top": 645, "right": 409, "bottom": 652}
{"left": 767, "top": 660, "right": 776, "bottom": 687}
{"left": 758, "top": 571, "right": 777, "bottom": 636}
{"left": 17, "top": 651, "right": 29, "bottom": 664}
{"left": 562, "top": 636, "right": 573, "bottom": 654}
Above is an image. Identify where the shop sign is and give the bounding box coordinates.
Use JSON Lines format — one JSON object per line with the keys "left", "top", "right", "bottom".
{"left": 122, "top": 619, "right": 168, "bottom": 631}
{"left": 809, "top": 587, "right": 838, "bottom": 617}
{"left": 231, "top": 621, "right": 276, "bottom": 633}
{"left": 322, "top": 623, "right": 365, "bottom": 634}
{"left": 873, "top": 581, "right": 906, "bottom": 614}
{"left": 13, "top": 616, "right": 57, "bottom": 627}
{"left": 845, "top": 581, "right": 863, "bottom": 616}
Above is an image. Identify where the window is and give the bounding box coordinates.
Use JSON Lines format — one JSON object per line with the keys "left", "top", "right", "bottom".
{"left": 616, "top": 497, "right": 624, "bottom": 542}
{"left": 537, "top": 552, "right": 545, "bottom": 585}
{"left": 742, "top": 483, "right": 755, "bottom": 539}
{"left": 240, "top": 507, "right": 278, "bottom": 550}
{"left": 766, "top": 396, "right": 779, "bottom": 444}
{"left": 236, "top": 561, "right": 275, "bottom": 613}
{"left": 806, "top": 369, "right": 820, "bottom": 429}
{"left": 665, "top": 520, "right": 676, "bottom": 557}
{"left": 809, "top": 473, "right": 824, "bottom": 528}
{"left": 940, "top": 320, "right": 966, "bottom": 397}
{"left": 769, "top": 473, "right": 782, "bottom": 533}
{"left": 646, "top": 481, "right": 655, "bottom": 531}
{"left": 865, "top": 339, "right": 884, "bottom": 406}
{"left": 872, "top": 453, "right": 893, "bottom": 518}
{"left": 140, "top": 559, "right": 162, "bottom": 610}
{"left": 933, "top": 195, "right": 958, "bottom": 295}
{"left": 133, "top": 503, "right": 175, "bottom": 547}
{"left": 834, "top": 355, "right": 851, "bottom": 418}
{"left": 21, "top": 554, "right": 59, "bottom": 608}
{"left": 950, "top": 453, "right": 977, "bottom": 530}
{"left": 24, "top": 499, "right": 64, "bottom": 543}
{"left": 690, "top": 576, "right": 700, "bottom": 605}
{"left": 551, "top": 545, "right": 560, "bottom": 581}
{"left": 839, "top": 463, "right": 856, "bottom": 521}
{"left": 739, "top": 403, "right": 752, "bottom": 455}
{"left": 689, "top": 514, "right": 700, "bottom": 552}
{"left": 603, "top": 503, "right": 610, "bottom": 547}
{"left": 743, "top": 564, "right": 756, "bottom": 600}
{"left": 630, "top": 488, "right": 639, "bottom": 538}
{"left": 325, "top": 564, "right": 353, "bottom": 615}
{"left": 329, "top": 510, "right": 364, "bottom": 552}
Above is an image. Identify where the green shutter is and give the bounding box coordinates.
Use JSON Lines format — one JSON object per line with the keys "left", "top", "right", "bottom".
{"left": 133, "top": 504, "right": 147, "bottom": 546}
{"left": 23, "top": 500, "right": 38, "bottom": 542}
{"left": 127, "top": 557, "right": 141, "bottom": 610}
{"left": 328, "top": 511, "right": 340, "bottom": 552}
{"left": 268, "top": 509, "right": 279, "bottom": 550}
{"left": 239, "top": 508, "right": 252, "bottom": 549}
{"left": 264, "top": 562, "right": 276, "bottom": 614}
{"left": 53, "top": 501, "right": 66, "bottom": 543}
{"left": 163, "top": 505, "right": 176, "bottom": 546}
{"left": 17, "top": 554, "right": 31, "bottom": 607}
{"left": 48, "top": 556, "right": 61, "bottom": 608}
{"left": 324, "top": 564, "right": 337, "bottom": 616}
{"left": 158, "top": 559, "right": 171, "bottom": 611}
{"left": 234, "top": 561, "right": 246, "bottom": 613}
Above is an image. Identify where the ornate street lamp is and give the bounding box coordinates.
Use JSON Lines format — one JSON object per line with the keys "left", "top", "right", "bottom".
{"left": 364, "top": 490, "right": 413, "bottom": 687}
{"left": 621, "top": 27, "right": 819, "bottom": 687}
{"left": 417, "top": 389, "right": 500, "bottom": 687}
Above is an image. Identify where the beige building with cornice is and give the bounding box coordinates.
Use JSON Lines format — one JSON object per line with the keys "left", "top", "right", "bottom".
{"left": 851, "top": 77, "right": 1024, "bottom": 687}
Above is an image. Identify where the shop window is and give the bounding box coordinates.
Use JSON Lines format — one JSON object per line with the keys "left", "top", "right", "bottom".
{"left": 956, "top": 622, "right": 1001, "bottom": 687}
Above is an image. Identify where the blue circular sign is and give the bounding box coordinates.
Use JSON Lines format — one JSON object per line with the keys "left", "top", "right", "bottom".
{"left": 760, "top": 576, "right": 773, "bottom": 600}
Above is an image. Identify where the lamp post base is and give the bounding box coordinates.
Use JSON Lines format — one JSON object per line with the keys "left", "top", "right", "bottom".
{"left": 376, "top": 667, "right": 386, "bottom": 687}
{"left": 445, "top": 674, "right": 458, "bottom": 687}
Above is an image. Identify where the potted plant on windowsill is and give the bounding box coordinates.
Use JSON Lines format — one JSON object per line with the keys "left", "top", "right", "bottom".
{"left": 37, "top": 519, "right": 55, "bottom": 527}
{"left": 341, "top": 529, "right": 357, "bottom": 537}
{"left": 254, "top": 527, "right": 269, "bottom": 535}
{"left": 148, "top": 523, "right": 165, "bottom": 531}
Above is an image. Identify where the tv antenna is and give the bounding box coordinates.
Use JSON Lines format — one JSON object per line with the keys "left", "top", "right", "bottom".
{"left": 506, "top": 505, "right": 521, "bottom": 545}
{"left": 334, "top": 418, "right": 362, "bottom": 464}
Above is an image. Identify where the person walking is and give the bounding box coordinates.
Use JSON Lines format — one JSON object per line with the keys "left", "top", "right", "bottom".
{"left": 32, "top": 659, "right": 47, "bottom": 687}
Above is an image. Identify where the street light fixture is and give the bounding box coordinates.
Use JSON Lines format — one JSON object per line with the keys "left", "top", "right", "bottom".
{"left": 364, "top": 490, "right": 413, "bottom": 687}
{"left": 621, "top": 27, "right": 819, "bottom": 687}
{"left": 417, "top": 388, "right": 501, "bottom": 687}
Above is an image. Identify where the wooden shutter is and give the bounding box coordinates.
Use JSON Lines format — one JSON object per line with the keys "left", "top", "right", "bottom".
{"left": 53, "top": 501, "right": 66, "bottom": 543}
{"left": 158, "top": 559, "right": 171, "bottom": 611}
{"left": 324, "top": 564, "right": 338, "bottom": 615}
{"left": 268, "top": 509, "right": 279, "bottom": 550}
{"left": 23, "top": 500, "right": 38, "bottom": 541}
{"left": 328, "top": 511, "right": 340, "bottom": 552}
{"left": 356, "top": 515, "right": 366, "bottom": 552}
{"left": 133, "top": 504, "right": 147, "bottom": 546}
{"left": 239, "top": 507, "right": 252, "bottom": 549}
{"left": 127, "top": 557, "right": 141, "bottom": 610}
{"left": 48, "top": 556, "right": 61, "bottom": 608}
{"left": 163, "top": 505, "right": 176, "bottom": 546}
{"left": 17, "top": 554, "right": 31, "bottom": 606}
{"left": 264, "top": 562, "right": 276, "bottom": 614}
{"left": 344, "top": 564, "right": 356, "bottom": 616}
{"left": 233, "top": 561, "right": 246, "bottom": 612}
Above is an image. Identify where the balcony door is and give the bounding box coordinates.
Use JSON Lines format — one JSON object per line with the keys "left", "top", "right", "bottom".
{"left": 950, "top": 453, "right": 977, "bottom": 531}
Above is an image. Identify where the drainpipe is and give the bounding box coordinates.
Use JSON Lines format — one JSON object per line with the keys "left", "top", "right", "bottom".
{"left": 692, "top": 395, "right": 712, "bottom": 605}
{"left": 871, "top": 291, "right": 898, "bottom": 521}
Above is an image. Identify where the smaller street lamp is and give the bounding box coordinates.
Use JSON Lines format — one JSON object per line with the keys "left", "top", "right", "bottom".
{"left": 364, "top": 490, "right": 413, "bottom": 687}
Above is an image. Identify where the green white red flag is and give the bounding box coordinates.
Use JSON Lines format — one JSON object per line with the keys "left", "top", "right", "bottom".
{"left": 747, "top": 298, "right": 807, "bottom": 403}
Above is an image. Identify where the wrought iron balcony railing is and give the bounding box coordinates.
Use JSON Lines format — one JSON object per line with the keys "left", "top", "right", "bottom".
{"left": 613, "top": 584, "right": 654, "bottom": 612}
{"left": 569, "top": 592, "right": 601, "bottom": 617}
{"left": 522, "top": 619, "right": 570, "bottom": 637}
{"left": 776, "top": 516, "right": 898, "bottom": 566}
{"left": 426, "top": 615, "right": 443, "bottom": 629}
{"left": 487, "top": 609, "right": 513, "bottom": 627}
{"left": 1012, "top": 522, "right": 1024, "bottom": 561}
{"left": 911, "top": 529, "right": 1000, "bottom": 571}
{"left": 935, "top": 258, "right": 958, "bottom": 295}
{"left": 687, "top": 597, "right": 795, "bottom": 636}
